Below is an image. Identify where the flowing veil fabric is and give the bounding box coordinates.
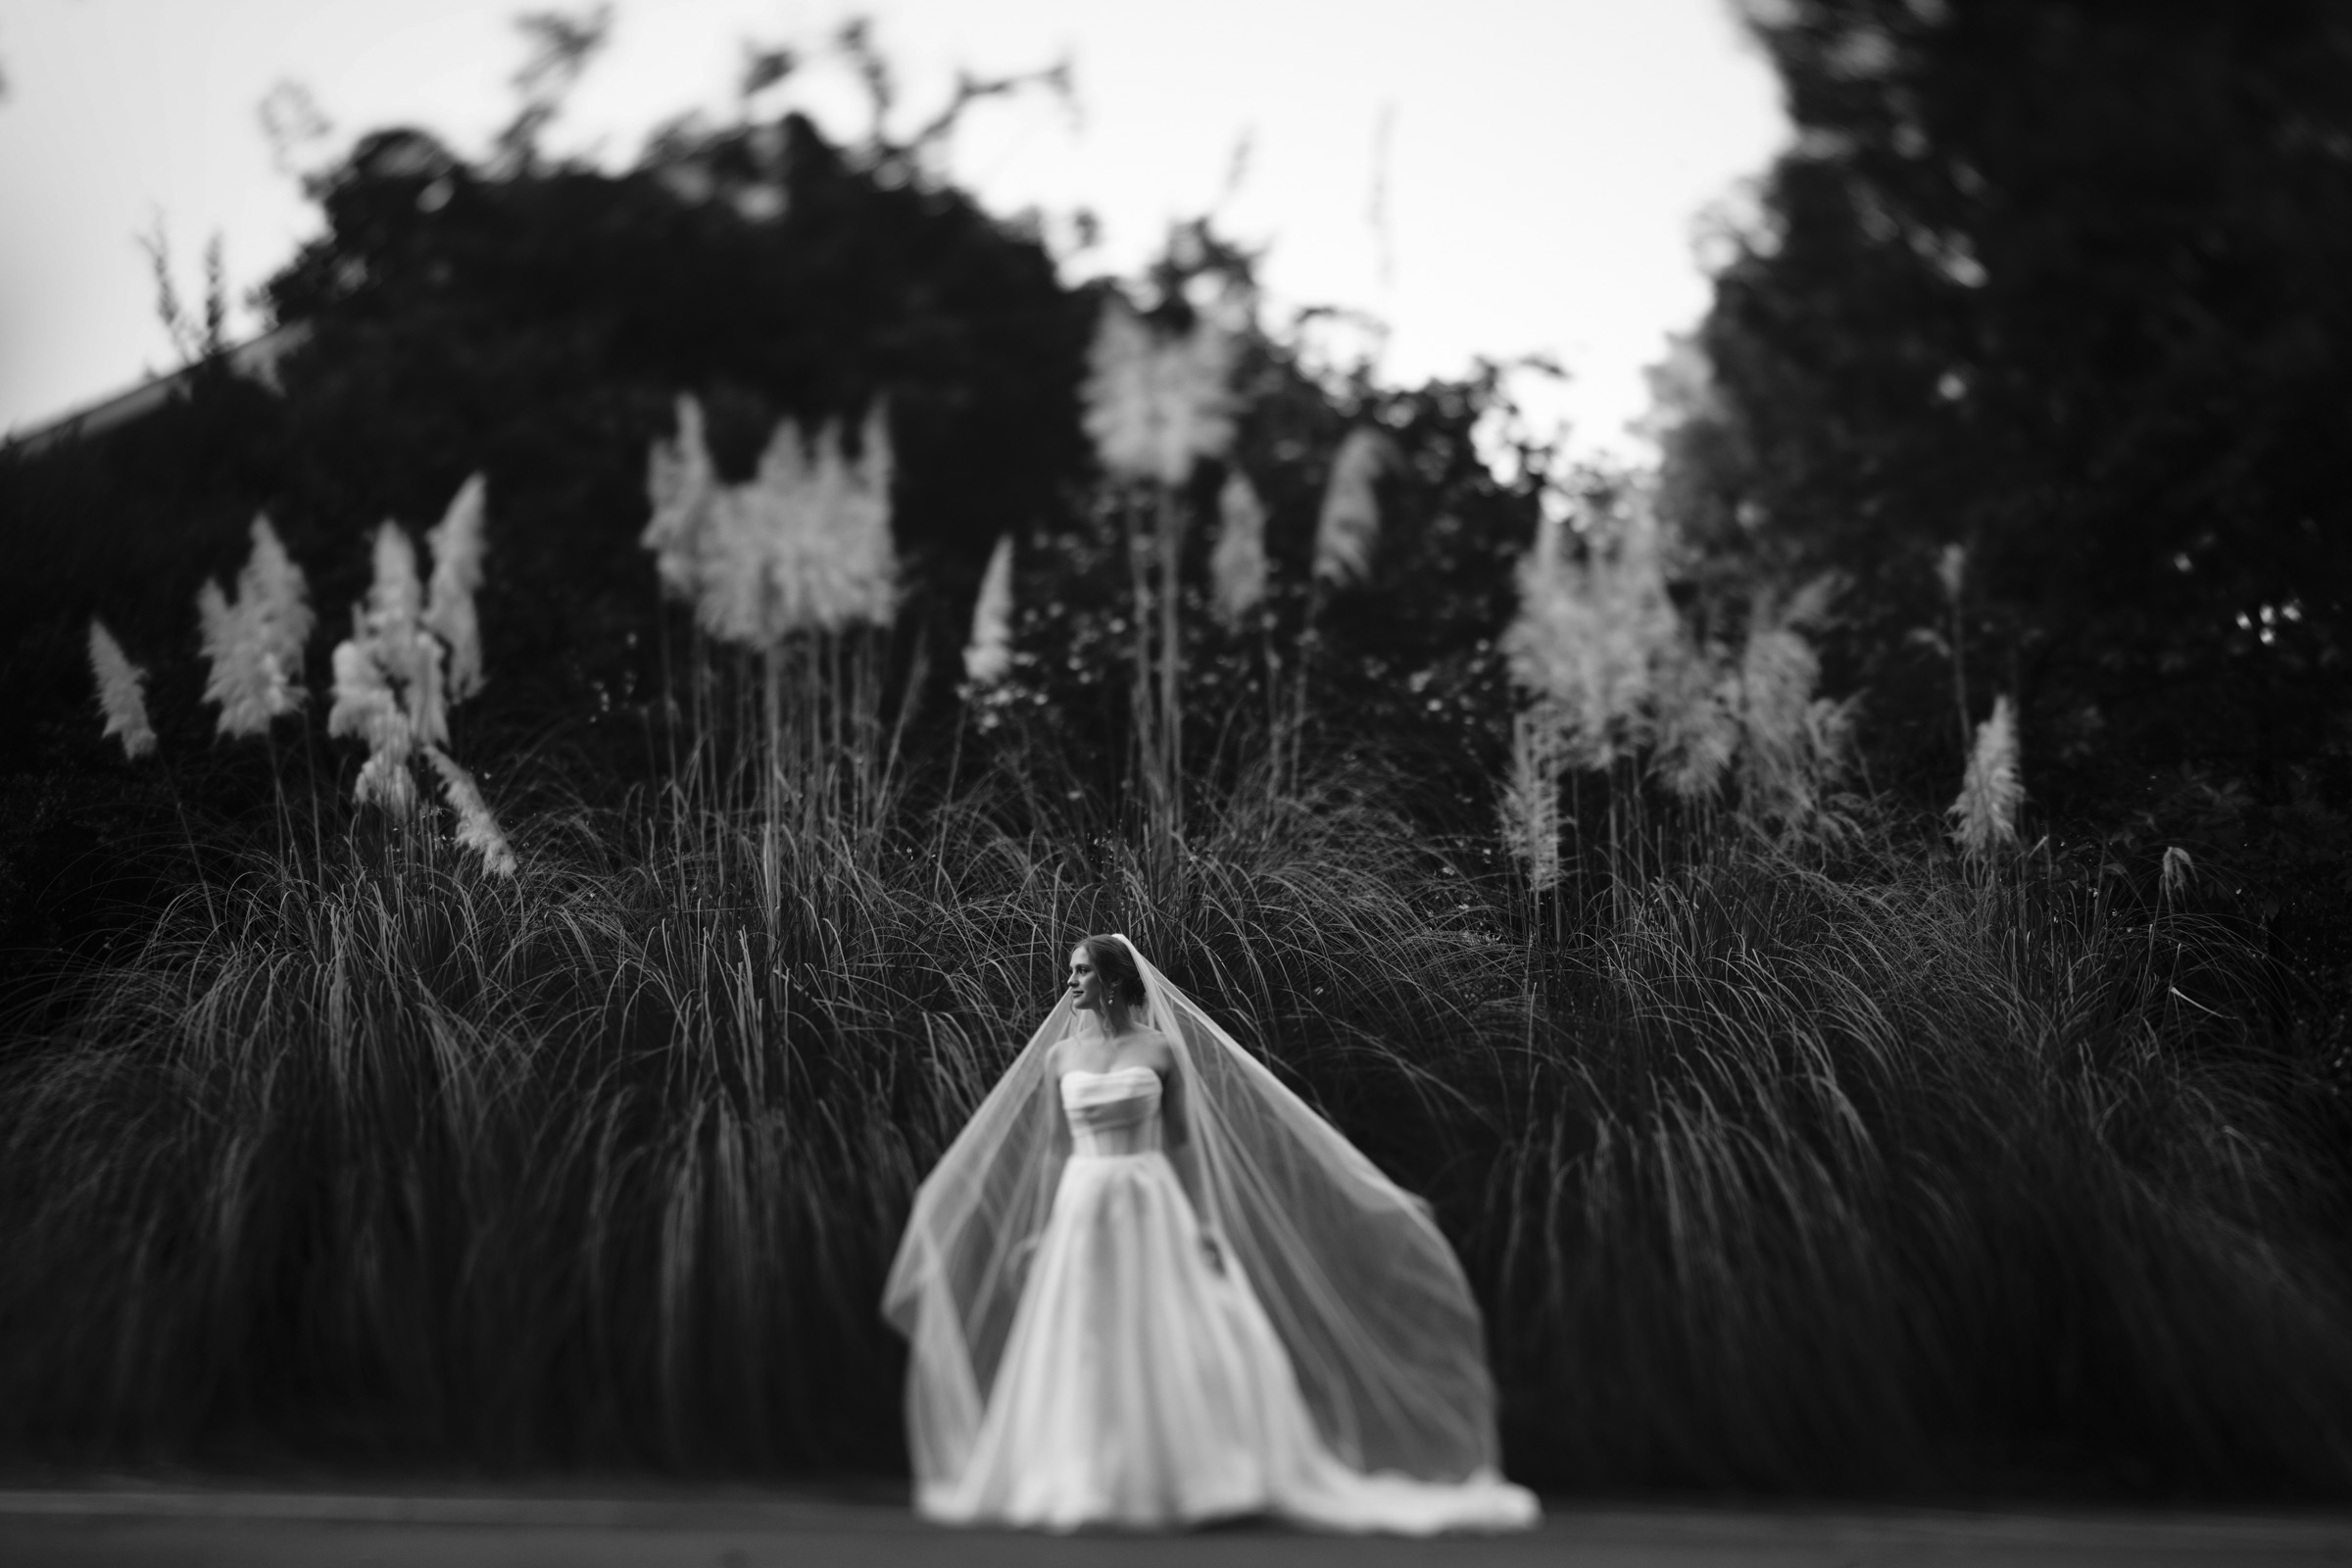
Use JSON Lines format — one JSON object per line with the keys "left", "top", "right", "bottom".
{"left": 882, "top": 935, "right": 1520, "bottom": 1512}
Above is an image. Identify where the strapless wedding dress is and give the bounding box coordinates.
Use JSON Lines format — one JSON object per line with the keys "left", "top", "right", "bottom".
{"left": 917, "top": 1064, "right": 1539, "bottom": 1533}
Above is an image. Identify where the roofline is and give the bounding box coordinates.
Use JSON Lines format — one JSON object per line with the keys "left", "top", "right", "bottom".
{"left": 2, "top": 322, "right": 313, "bottom": 458}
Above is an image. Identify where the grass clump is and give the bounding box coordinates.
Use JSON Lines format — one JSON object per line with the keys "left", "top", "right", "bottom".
{"left": 1481, "top": 836, "right": 2352, "bottom": 1496}
{"left": 4, "top": 745, "right": 2347, "bottom": 1500}
{"left": 13, "top": 303, "right": 2348, "bottom": 1499}
{"left": 0, "top": 746, "right": 1519, "bottom": 1476}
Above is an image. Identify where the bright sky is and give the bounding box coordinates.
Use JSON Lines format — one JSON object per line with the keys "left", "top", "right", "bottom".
{"left": 0, "top": 0, "right": 1788, "bottom": 459}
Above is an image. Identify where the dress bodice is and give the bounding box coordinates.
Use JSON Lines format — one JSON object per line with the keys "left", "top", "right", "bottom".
{"left": 1060, "top": 1065, "right": 1163, "bottom": 1158}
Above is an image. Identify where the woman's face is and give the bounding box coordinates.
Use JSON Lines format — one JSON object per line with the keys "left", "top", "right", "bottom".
{"left": 1065, "top": 945, "right": 1107, "bottom": 1013}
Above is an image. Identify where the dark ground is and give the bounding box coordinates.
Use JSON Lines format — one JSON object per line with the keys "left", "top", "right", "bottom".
{"left": 0, "top": 1483, "right": 2347, "bottom": 1566}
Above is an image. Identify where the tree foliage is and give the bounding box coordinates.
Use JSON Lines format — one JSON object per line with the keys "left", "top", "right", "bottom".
{"left": 259, "top": 111, "right": 1087, "bottom": 713}
{"left": 0, "top": 71, "right": 1561, "bottom": 968}
{"left": 1675, "top": 0, "right": 2352, "bottom": 806}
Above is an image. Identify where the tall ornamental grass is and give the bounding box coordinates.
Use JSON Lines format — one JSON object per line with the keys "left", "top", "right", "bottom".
{"left": 2, "top": 723, "right": 2344, "bottom": 1494}
{"left": 23, "top": 348, "right": 2348, "bottom": 1496}
{"left": 1483, "top": 833, "right": 2352, "bottom": 1495}
{"left": 1472, "top": 471, "right": 2350, "bottom": 1495}
{"left": 0, "top": 741, "right": 1516, "bottom": 1473}
{"left": 641, "top": 395, "right": 909, "bottom": 873}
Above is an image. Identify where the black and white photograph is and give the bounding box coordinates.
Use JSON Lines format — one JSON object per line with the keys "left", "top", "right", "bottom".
{"left": 1, "top": 2, "right": 2349, "bottom": 1562}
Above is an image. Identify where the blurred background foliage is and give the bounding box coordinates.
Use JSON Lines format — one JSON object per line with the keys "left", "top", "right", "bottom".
{"left": 0, "top": 51, "right": 1558, "bottom": 971}
{"left": 1, "top": 1, "right": 2344, "bottom": 1003}
{"left": 1673, "top": 0, "right": 2351, "bottom": 813}
{"left": 1663, "top": 0, "right": 2352, "bottom": 1054}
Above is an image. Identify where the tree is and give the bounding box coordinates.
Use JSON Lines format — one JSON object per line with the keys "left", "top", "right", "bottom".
{"left": 252, "top": 107, "right": 1088, "bottom": 732}
{"left": 1675, "top": 0, "right": 2352, "bottom": 806}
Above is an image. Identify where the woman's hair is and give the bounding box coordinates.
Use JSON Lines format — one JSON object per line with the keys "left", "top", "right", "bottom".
{"left": 1078, "top": 934, "right": 1148, "bottom": 1009}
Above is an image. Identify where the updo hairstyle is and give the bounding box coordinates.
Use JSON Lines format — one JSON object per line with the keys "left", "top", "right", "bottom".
{"left": 1079, "top": 934, "right": 1149, "bottom": 1010}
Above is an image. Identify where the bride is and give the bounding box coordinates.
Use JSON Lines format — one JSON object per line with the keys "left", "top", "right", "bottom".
{"left": 883, "top": 933, "right": 1539, "bottom": 1534}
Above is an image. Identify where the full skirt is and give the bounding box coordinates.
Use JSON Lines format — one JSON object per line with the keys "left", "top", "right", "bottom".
{"left": 917, "top": 1151, "right": 1539, "bottom": 1534}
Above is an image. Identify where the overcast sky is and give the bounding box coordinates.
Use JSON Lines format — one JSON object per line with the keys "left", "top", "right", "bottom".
{"left": 0, "top": 0, "right": 1788, "bottom": 458}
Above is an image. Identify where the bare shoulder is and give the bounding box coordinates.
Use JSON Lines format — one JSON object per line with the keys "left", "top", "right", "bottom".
{"left": 1125, "top": 1029, "right": 1180, "bottom": 1075}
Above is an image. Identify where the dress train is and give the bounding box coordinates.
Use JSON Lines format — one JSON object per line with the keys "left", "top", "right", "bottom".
{"left": 918, "top": 1065, "right": 1538, "bottom": 1534}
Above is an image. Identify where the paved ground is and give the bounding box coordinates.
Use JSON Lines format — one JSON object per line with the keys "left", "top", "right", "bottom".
{"left": 1, "top": 1486, "right": 2348, "bottom": 1566}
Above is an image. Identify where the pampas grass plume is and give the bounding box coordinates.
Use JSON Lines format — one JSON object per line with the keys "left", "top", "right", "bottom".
{"left": 1212, "top": 469, "right": 1269, "bottom": 628}
{"left": 1082, "top": 295, "right": 1237, "bottom": 486}
{"left": 354, "top": 746, "right": 420, "bottom": 814}
{"left": 196, "top": 514, "right": 313, "bottom": 739}
{"left": 329, "top": 640, "right": 416, "bottom": 812}
{"left": 767, "top": 417, "right": 840, "bottom": 635}
{"left": 963, "top": 533, "right": 1015, "bottom": 687}
{"left": 239, "top": 515, "right": 315, "bottom": 706}
{"left": 368, "top": 520, "right": 424, "bottom": 642}
{"left": 746, "top": 417, "right": 837, "bottom": 638}
{"left": 245, "top": 514, "right": 314, "bottom": 658}
{"left": 1948, "top": 694, "right": 2023, "bottom": 867}
{"left": 833, "top": 401, "right": 900, "bottom": 631}
{"left": 427, "top": 745, "right": 518, "bottom": 876}
{"left": 368, "top": 521, "right": 447, "bottom": 748}
{"left": 1739, "top": 584, "right": 1828, "bottom": 820}
{"left": 424, "top": 474, "right": 488, "bottom": 701}
{"left": 195, "top": 580, "right": 249, "bottom": 733}
{"left": 1500, "top": 498, "right": 1851, "bottom": 838}
{"left": 329, "top": 521, "right": 454, "bottom": 810}
{"left": 327, "top": 639, "right": 407, "bottom": 755}
{"left": 1082, "top": 297, "right": 1155, "bottom": 480}
{"left": 654, "top": 403, "right": 899, "bottom": 645}
{"left": 1936, "top": 542, "right": 1967, "bottom": 604}
{"left": 645, "top": 394, "right": 716, "bottom": 600}
{"left": 1312, "top": 427, "right": 1392, "bottom": 587}
{"left": 695, "top": 482, "right": 771, "bottom": 644}
{"left": 1735, "top": 578, "right": 1852, "bottom": 835}
{"left": 1651, "top": 647, "right": 1740, "bottom": 802}
{"left": 85, "top": 618, "right": 157, "bottom": 760}
{"left": 1500, "top": 502, "right": 1676, "bottom": 769}
{"left": 2161, "top": 844, "right": 2195, "bottom": 902}
{"left": 1501, "top": 708, "right": 1564, "bottom": 894}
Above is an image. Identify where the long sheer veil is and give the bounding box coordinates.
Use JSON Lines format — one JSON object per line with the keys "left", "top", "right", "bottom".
{"left": 882, "top": 934, "right": 1509, "bottom": 1498}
